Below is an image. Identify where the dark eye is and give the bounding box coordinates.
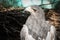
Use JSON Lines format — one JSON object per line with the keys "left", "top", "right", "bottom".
{"left": 32, "top": 9, "right": 37, "bottom": 12}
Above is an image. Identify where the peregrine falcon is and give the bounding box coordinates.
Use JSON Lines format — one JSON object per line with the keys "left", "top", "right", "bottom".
{"left": 20, "top": 5, "right": 56, "bottom": 40}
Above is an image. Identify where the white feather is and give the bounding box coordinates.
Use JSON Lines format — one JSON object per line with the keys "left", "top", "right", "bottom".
{"left": 46, "top": 25, "right": 56, "bottom": 40}
{"left": 20, "top": 25, "right": 35, "bottom": 40}
{"left": 21, "top": 7, "right": 56, "bottom": 40}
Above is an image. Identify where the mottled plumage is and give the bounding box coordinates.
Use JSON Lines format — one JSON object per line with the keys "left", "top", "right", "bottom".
{"left": 20, "top": 5, "right": 56, "bottom": 40}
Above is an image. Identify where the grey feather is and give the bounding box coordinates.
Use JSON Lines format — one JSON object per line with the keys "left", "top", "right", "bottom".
{"left": 20, "top": 5, "right": 55, "bottom": 40}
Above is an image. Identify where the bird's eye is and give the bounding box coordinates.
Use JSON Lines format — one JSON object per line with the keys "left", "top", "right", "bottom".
{"left": 32, "top": 9, "right": 37, "bottom": 12}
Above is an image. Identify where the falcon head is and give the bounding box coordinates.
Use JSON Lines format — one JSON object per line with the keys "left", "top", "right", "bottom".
{"left": 24, "top": 5, "right": 45, "bottom": 19}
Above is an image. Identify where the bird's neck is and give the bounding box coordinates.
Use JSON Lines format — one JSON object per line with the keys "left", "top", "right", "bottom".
{"left": 31, "top": 12, "right": 45, "bottom": 21}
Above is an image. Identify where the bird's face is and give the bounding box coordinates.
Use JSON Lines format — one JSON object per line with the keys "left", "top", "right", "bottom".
{"left": 24, "top": 6, "right": 39, "bottom": 16}
{"left": 24, "top": 6, "right": 34, "bottom": 13}
{"left": 24, "top": 5, "right": 44, "bottom": 14}
{"left": 24, "top": 5, "right": 45, "bottom": 19}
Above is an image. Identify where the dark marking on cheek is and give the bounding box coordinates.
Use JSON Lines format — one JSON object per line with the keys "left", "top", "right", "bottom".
{"left": 32, "top": 9, "right": 37, "bottom": 12}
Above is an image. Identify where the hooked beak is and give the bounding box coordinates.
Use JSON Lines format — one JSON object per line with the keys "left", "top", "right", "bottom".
{"left": 24, "top": 7, "right": 34, "bottom": 13}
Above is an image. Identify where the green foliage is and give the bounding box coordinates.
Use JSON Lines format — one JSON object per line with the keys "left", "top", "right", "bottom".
{"left": 54, "top": 0, "right": 60, "bottom": 10}
{"left": 0, "top": 0, "right": 60, "bottom": 9}
{"left": 0, "top": 0, "right": 22, "bottom": 8}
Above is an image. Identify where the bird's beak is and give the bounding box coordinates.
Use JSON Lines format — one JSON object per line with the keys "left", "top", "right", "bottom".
{"left": 24, "top": 7, "right": 34, "bottom": 13}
